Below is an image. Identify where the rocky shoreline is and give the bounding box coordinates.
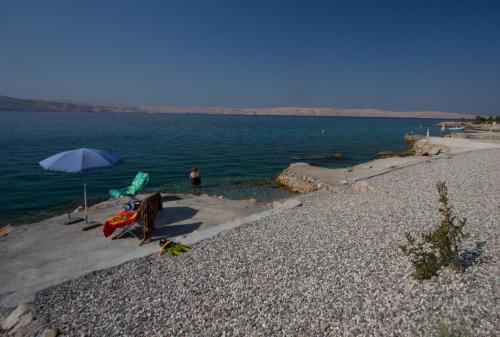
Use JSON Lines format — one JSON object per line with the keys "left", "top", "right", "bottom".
{"left": 275, "top": 134, "right": 500, "bottom": 195}
{"left": 24, "top": 148, "right": 500, "bottom": 336}
{"left": 276, "top": 163, "right": 340, "bottom": 194}
{"left": 275, "top": 136, "right": 450, "bottom": 195}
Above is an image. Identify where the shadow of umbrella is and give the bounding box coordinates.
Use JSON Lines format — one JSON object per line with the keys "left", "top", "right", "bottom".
{"left": 39, "top": 148, "right": 122, "bottom": 225}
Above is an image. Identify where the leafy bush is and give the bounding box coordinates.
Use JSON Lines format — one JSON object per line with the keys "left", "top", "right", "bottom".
{"left": 436, "top": 324, "right": 471, "bottom": 337}
{"left": 473, "top": 115, "right": 486, "bottom": 124}
{"left": 401, "top": 181, "right": 469, "bottom": 280}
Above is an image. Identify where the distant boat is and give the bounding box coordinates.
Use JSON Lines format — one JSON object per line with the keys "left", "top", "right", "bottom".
{"left": 448, "top": 126, "right": 465, "bottom": 131}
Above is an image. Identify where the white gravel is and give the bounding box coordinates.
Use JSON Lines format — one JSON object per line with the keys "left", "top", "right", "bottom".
{"left": 36, "top": 149, "right": 500, "bottom": 337}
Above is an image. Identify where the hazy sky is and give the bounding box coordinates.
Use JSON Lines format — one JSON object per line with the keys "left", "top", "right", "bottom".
{"left": 1, "top": 0, "right": 499, "bottom": 114}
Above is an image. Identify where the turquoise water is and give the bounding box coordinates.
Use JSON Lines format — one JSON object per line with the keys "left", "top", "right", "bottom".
{"left": 0, "top": 111, "right": 443, "bottom": 225}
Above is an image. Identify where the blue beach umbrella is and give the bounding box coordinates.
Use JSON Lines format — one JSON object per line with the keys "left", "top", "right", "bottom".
{"left": 39, "top": 148, "right": 122, "bottom": 223}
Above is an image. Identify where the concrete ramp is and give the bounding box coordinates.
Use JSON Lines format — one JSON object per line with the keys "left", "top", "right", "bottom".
{"left": 0, "top": 194, "right": 300, "bottom": 308}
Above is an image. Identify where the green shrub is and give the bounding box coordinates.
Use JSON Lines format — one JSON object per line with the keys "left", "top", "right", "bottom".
{"left": 473, "top": 115, "right": 486, "bottom": 124}
{"left": 401, "top": 232, "right": 439, "bottom": 279}
{"left": 436, "top": 324, "right": 471, "bottom": 337}
{"left": 401, "top": 181, "right": 469, "bottom": 280}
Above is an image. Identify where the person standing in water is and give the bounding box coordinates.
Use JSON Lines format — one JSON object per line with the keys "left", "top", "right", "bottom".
{"left": 190, "top": 167, "right": 202, "bottom": 187}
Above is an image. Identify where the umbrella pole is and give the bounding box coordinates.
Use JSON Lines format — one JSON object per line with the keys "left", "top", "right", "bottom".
{"left": 84, "top": 182, "right": 88, "bottom": 224}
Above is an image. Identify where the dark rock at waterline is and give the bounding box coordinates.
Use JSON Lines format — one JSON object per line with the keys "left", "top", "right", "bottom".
{"left": 230, "top": 179, "right": 277, "bottom": 187}
{"left": 376, "top": 151, "right": 396, "bottom": 159}
{"left": 398, "top": 149, "right": 415, "bottom": 157}
{"left": 291, "top": 153, "right": 345, "bottom": 161}
{"left": 404, "top": 134, "right": 424, "bottom": 145}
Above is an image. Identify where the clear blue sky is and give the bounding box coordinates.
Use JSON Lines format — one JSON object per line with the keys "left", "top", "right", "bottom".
{"left": 1, "top": 0, "right": 499, "bottom": 114}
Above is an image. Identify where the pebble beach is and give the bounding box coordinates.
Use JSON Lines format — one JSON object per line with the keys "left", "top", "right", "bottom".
{"left": 35, "top": 149, "right": 499, "bottom": 336}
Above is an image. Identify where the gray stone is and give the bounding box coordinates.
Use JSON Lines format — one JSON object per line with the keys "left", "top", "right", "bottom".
{"left": 353, "top": 180, "right": 373, "bottom": 192}
{"left": 9, "top": 312, "right": 33, "bottom": 335}
{"left": 376, "top": 151, "right": 396, "bottom": 159}
{"left": 39, "top": 328, "right": 59, "bottom": 337}
{"left": 1, "top": 304, "right": 30, "bottom": 331}
{"left": 319, "top": 322, "right": 331, "bottom": 332}
{"left": 403, "top": 279, "right": 417, "bottom": 294}
{"left": 9, "top": 314, "right": 49, "bottom": 337}
{"left": 413, "top": 141, "right": 450, "bottom": 156}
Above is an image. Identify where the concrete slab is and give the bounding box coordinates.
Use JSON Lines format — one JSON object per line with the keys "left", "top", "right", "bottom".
{"left": 426, "top": 137, "right": 500, "bottom": 153}
{"left": 0, "top": 194, "right": 300, "bottom": 308}
{"left": 285, "top": 155, "right": 431, "bottom": 187}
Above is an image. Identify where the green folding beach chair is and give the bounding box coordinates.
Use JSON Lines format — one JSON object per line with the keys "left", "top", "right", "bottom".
{"left": 109, "top": 171, "right": 150, "bottom": 201}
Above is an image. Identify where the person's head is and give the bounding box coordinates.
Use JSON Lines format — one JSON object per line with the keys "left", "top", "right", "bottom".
{"left": 192, "top": 167, "right": 198, "bottom": 172}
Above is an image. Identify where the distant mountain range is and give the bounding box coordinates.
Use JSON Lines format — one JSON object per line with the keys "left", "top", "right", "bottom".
{"left": 0, "top": 95, "right": 475, "bottom": 119}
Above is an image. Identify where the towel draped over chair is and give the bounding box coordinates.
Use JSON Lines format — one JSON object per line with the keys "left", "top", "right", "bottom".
{"left": 103, "top": 191, "right": 163, "bottom": 243}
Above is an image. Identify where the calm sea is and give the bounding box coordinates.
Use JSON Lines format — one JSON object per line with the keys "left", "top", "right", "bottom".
{"left": 0, "top": 111, "right": 443, "bottom": 225}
